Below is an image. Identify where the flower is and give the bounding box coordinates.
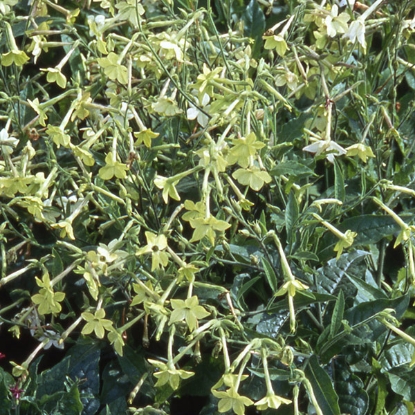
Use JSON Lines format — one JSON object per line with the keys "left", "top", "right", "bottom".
{"left": 255, "top": 393, "right": 292, "bottom": 410}
{"left": 0, "top": 128, "right": 19, "bottom": 155}
{"left": 187, "top": 93, "right": 210, "bottom": 127}
{"left": 169, "top": 296, "right": 210, "bottom": 331}
{"left": 136, "top": 231, "right": 169, "bottom": 270}
{"left": 343, "top": 18, "right": 366, "bottom": 49}
{"left": 38, "top": 330, "right": 65, "bottom": 350}
{"left": 9, "top": 383, "right": 24, "bottom": 400}
{"left": 346, "top": 143, "right": 375, "bottom": 162}
{"left": 0, "top": 352, "right": 5, "bottom": 359}
{"left": 148, "top": 359, "right": 194, "bottom": 390}
{"left": 212, "top": 387, "right": 254, "bottom": 415}
{"left": 334, "top": 229, "right": 357, "bottom": 258}
{"left": 303, "top": 139, "right": 346, "bottom": 163}
{"left": 325, "top": 5, "right": 350, "bottom": 37}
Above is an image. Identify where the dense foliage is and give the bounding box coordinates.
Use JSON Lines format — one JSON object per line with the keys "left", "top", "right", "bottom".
{"left": 1, "top": 0, "right": 415, "bottom": 413}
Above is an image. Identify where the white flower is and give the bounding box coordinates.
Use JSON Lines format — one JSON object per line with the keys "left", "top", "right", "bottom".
{"left": 0, "top": 128, "right": 19, "bottom": 155}
{"left": 87, "top": 14, "right": 106, "bottom": 37}
{"left": 303, "top": 139, "right": 346, "bottom": 163}
{"left": 337, "top": 0, "right": 355, "bottom": 7}
{"left": 343, "top": 18, "right": 366, "bottom": 49}
{"left": 0, "top": 0, "right": 18, "bottom": 15}
{"left": 40, "top": 330, "right": 64, "bottom": 350}
{"left": 187, "top": 93, "right": 210, "bottom": 127}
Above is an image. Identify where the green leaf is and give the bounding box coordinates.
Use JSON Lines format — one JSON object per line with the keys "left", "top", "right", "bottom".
{"left": 345, "top": 294, "right": 410, "bottom": 331}
{"left": 236, "top": 275, "right": 261, "bottom": 308}
{"left": 68, "top": 341, "right": 102, "bottom": 414}
{"left": 316, "top": 250, "right": 369, "bottom": 296}
{"left": 334, "top": 160, "right": 345, "bottom": 202}
{"left": 267, "top": 291, "right": 335, "bottom": 314}
{"left": 304, "top": 355, "right": 341, "bottom": 415}
{"left": 388, "top": 371, "right": 415, "bottom": 401}
{"left": 330, "top": 290, "right": 345, "bottom": 339}
{"left": 333, "top": 358, "right": 369, "bottom": 415}
{"left": 345, "top": 272, "right": 387, "bottom": 301}
{"left": 261, "top": 257, "right": 278, "bottom": 293}
{"left": 380, "top": 342, "right": 414, "bottom": 373}
{"left": 269, "top": 161, "right": 315, "bottom": 177}
{"left": 242, "top": 0, "right": 265, "bottom": 57}
{"left": 285, "top": 190, "right": 298, "bottom": 244}
{"left": 340, "top": 215, "right": 408, "bottom": 245}
{"left": 0, "top": 368, "right": 13, "bottom": 414}
{"left": 36, "top": 357, "right": 71, "bottom": 398}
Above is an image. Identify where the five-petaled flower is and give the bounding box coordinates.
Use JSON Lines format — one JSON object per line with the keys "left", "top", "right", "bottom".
{"left": 303, "top": 139, "right": 346, "bottom": 163}
{"left": 9, "top": 383, "right": 24, "bottom": 400}
{"left": 136, "top": 231, "right": 169, "bottom": 271}
{"left": 255, "top": 393, "right": 292, "bottom": 411}
{"left": 212, "top": 387, "right": 254, "bottom": 415}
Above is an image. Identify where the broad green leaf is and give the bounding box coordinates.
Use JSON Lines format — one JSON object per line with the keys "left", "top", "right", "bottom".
{"left": 340, "top": 215, "right": 409, "bottom": 245}
{"left": 333, "top": 358, "right": 369, "bottom": 415}
{"left": 241, "top": 0, "right": 265, "bottom": 57}
{"left": 36, "top": 357, "right": 71, "bottom": 398}
{"left": 261, "top": 257, "right": 278, "bottom": 292}
{"left": 345, "top": 294, "right": 410, "bottom": 331}
{"left": 380, "top": 342, "right": 414, "bottom": 373}
{"left": 269, "top": 161, "right": 315, "bottom": 177}
{"left": 215, "top": 243, "right": 262, "bottom": 264}
{"left": 316, "top": 250, "right": 369, "bottom": 297}
{"left": 100, "top": 360, "right": 131, "bottom": 408}
{"left": 388, "top": 371, "right": 415, "bottom": 401}
{"left": 345, "top": 272, "right": 387, "bottom": 301}
{"left": 304, "top": 355, "right": 341, "bottom": 415}
{"left": 0, "top": 368, "right": 13, "bottom": 414}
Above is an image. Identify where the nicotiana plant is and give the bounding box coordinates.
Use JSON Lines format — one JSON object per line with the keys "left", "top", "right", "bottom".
{"left": 1, "top": 0, "right": 415, "bottom": 414}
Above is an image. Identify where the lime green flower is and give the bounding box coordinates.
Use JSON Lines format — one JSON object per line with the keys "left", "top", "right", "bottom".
{"left": 32, "top": 272, "right": 65, "bottom": 315}
{"left": 346, "top": 143, "right": 375, "bottom": 163}
{"left": 188, "top": 216, "right": 231, "bottom": 245}
{"left": 227, "top": 132, "right": 266, "bottom": 168}
{"left": 81, "top": 308, "right": 114, "bottom": 339}
{"left": 169, "top": 296, "right": 210, "bottom": 331}
{"left": 148, "top": 359, "right": 194, "bottom": 390}
{"left": 232, "top": 166, "right": 272, "bottom": 191}
{"left": 99, "top": 151, "right": 128, "bottom": 180}
{"left": 212, "top": 387, "right": 254, "bottom": 415}
{"left": 137, "top": 231, "right": 169, "bottom": 271}
{"left": 333, "top": 229, "right": 357, "bottom": 258}
{"left": 255, "top": 393, "right": 292, "bottom": 411}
